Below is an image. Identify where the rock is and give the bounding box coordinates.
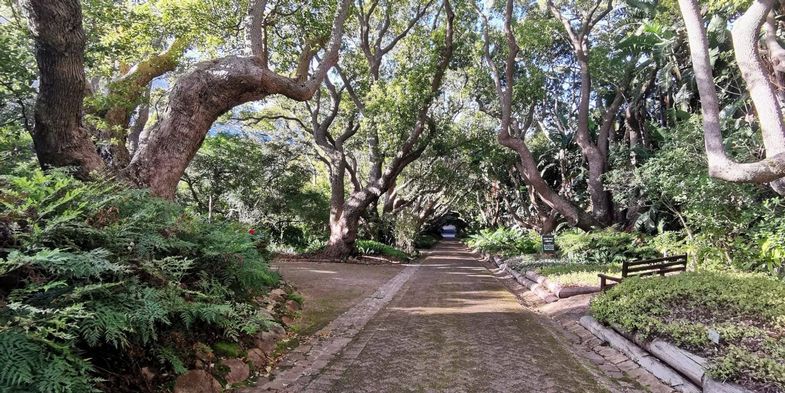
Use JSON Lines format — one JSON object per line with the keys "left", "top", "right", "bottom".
{"left": 254, "top": 330, "right": 284, "bottom": 355}
{"left": 270, "top": 324, "right": 286, "bottom": 336}
{"left": 269, "top": 288, "right": 287, "bottom": 302}
{"left": 285, "top": 299, "right": 301, "bottom": 312}
{"left": 246, "top": 348, "right": 267, "bottom": 370}
{"left": 174, "top": 370, "right": 222, "bottom": 393}
{"left": 220, "top": 358, "right": 250, "bottom": 385}
{"left": 281, "top": 315, "right": 295, "bottom": 326}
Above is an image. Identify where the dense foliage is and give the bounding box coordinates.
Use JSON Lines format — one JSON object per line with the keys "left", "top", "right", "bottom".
{"left": 556, "top": 229, "right": 658, "bottom": 264}
{"left": 0, "top": 167, "right": 280, "bottom": 392}
{"left": 466, "top": 227, "right": 541, "bottom": 256}
{"left": 356, "top": 240, "right": 412, "bottom": 261}
{"left": 5, "top": 0, "right": 785, "bottom": 389}
{"left": 592, "top": 273, "right": 785, "bottom": 391}
{"left": 179, "top": 132, "right": 330, "bottom": 251}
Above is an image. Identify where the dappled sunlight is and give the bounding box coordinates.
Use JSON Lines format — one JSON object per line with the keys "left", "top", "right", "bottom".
{"left": 389, "top": 303, "right": 522, "bottom": 315}
{"left": 301, "top": 269, "right": 338, "bottom": 274}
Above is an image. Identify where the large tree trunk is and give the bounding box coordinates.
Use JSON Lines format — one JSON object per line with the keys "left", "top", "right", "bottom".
{"left": 325, "top": 213, "right": 361, "bottom": 259}
{"left": 24, "top": 0, "right": 351, "bottom": 199}
{"left": 500, "top": 132, "right": 601, "bottom": 231}
{"left": 23, "top": 0, "right": 105, "bottom": 178}
{"left": 546, "top": 0, "right": 623, "bottom": 225}
{"left": 585, "top": 154, "right": 612, "bottom": 225}
{"left": 317, "top": 0, "right": 455, "bottom": 259}
{"left": 100, "top": 38, "right": 188, "bottom": 169}
{"left": 322, "top": 156, "right": 362, "bottom": 259}
{"left": 479, "top": 0, "right": 603, "bottom": 231}
{"left": 123, "top": 56, "right": 270, "bottom": 198}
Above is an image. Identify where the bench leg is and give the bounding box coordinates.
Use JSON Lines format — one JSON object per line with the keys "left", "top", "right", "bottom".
{"left": 600, "top": 276, "right": 607, "bottom": 290}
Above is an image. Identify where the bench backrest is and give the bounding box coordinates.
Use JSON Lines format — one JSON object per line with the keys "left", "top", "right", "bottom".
{"left": 621, "top": 254, "right": 687, "bottom": 278}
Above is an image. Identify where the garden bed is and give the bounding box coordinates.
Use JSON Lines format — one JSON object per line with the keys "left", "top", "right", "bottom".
{"left": 500, "top": 255, "right": 615, "bottom": 298}
{"left": 591, "top": 272, "right": 785, "bottom": 393}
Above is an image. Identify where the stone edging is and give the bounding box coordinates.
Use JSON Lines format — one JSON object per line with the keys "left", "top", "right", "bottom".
{"left": 580, "top": 316, "right": 754, "bottom": 393}
{"left": 482, "top": 253, "right": 599, "bottom": 302}
{"left": 522, "top": 269, "right": 600, "bottom": 298}
{"left": 244, "top": 264, "right": 419, "bottom": 392}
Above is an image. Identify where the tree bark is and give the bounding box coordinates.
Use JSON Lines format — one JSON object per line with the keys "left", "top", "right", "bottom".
{"left": 731, "top": 0, "right": 785, "bottom": 193}
{"left": 22, "top": 0, "right": 105, "bottom": 178}
{"left": 678, "top": 0, "right": 785, "bottom": 188}
{"left": 478, "top": 0, "right": 603, "bottom": 231}
{"left": 100, "top": 37, "right": 189, "bottom": 168}
{"left": 24, "top": 0, "right": 352, "bottom": 199}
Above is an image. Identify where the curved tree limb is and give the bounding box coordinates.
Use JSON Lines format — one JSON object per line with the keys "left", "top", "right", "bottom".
{"left": 124, "top": 0, "right": 352, "bottom": 198}
{"left": 679, "top": 0, "right": 785, "bottom": 190}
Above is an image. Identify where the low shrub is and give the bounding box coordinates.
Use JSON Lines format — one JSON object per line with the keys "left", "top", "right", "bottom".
{"left": 556, "top": 228, "right": 658, "bottom": 264}
{"left": 535, "top": 263, "right": 620, "bottom": 287}
{"left": 356, "top": 239, "right": 411, "bottom": 260}
{"left": 0, "top": 167, "right": 281, "bottom": 392}
{"left": 505, "top": 255, "right": 619, "bottom": 287}
{"left": 591, "top": 272, "right": 785, "bottom": 391}
{"left": 414, "top": 234, "right": 439, "bottom": 249}
{"left": 466, "top": 227, "right": 541, "bottom": 256}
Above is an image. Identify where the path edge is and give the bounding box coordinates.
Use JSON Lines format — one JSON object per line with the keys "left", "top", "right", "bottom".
{"left": 243, "top": 263, "right": 419, "bottom": 392}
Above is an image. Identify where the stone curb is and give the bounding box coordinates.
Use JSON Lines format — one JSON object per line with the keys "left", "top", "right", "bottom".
{"left": 485, "top": 253, "right": 558, "bottom": 303}
{"left": 580, "top": 316, "right": 754, "bottom": 393}
{"left": 479, "top": 252, "right": 600, "bottom": 301}
{"left": 523, "top": 269, "right": 600, "bottom": 298}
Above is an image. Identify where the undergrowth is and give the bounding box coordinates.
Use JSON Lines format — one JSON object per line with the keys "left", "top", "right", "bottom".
{"left": 0, "top": 167, "right": 280, "bottom": 392}
{"left": 591, "top": 273, "right": 785, "bottom": 391}
{"left": 556, "top": 229, "right": 657, "bottom": 264}
{"left": 466, "top": 227, "right": 541, "bottom": 256}
{"left": 356, "top": 239, "right": 411, "bottom": 260}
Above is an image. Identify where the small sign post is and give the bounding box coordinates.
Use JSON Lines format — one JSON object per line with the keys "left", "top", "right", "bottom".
{"left": 542, "top": 233, "right": 555, "bottom": 254}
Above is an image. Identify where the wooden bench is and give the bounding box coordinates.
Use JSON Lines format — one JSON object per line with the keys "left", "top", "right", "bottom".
{"left": 598, "top": 254, "right": 688, "bottom": 290}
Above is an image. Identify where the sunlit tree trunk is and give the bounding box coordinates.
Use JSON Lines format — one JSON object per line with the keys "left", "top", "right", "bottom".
{"left": 546, "top": 0, "right": 629, "bottom": 225}
{"left": 478, "top": 0, "right": 603, "bottom": 231}
{"left": 678, "top": 0, "right": 785, "bottom": 191}
{"left": 23, "top": 0, "right": 352, "bottom": 199}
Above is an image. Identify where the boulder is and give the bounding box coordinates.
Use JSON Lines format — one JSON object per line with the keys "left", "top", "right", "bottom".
{"left": 269, "top": 288, "right": 287, "bottom": 302}
{"left": 285, "top": 299, "right": 301, "bottom": 312}
{"left": 220, "top": 358, "right": 250, "bottom": 385}
{"left": 246, "top": 348, "right": 268, "bottom": 370}
{"left": 281, "top": 315, "right": 296, "bottom": 326}
{"left": 173, "top": 370, "right": 221, "bottom": 393}
{"left": 254, "top": 330, "right": 284, "bottom": 355}
{"left": 270, "top": 324, "right": 286, "bottom": 336}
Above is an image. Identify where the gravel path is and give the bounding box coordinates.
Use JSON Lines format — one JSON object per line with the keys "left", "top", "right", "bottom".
{"left": 279, "top": 241, "right": 615, "bottom": 392}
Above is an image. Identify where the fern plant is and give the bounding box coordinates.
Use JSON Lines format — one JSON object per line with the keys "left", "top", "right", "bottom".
{"left": 0, "top": 168, "right": 282, "bottom": 392}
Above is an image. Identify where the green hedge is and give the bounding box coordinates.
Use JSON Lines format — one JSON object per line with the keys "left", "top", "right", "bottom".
{"left": 591, "top": 272, "right": 785, "bottom": 390}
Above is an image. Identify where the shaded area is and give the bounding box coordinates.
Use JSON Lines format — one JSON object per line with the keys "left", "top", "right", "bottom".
{"left": 271, "top": 259, "right": 404, "bottom": 336}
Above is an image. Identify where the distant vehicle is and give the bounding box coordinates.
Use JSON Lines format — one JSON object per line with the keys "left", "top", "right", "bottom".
{"left": 441, "top": 224, "right": 457, "bottom": 239}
